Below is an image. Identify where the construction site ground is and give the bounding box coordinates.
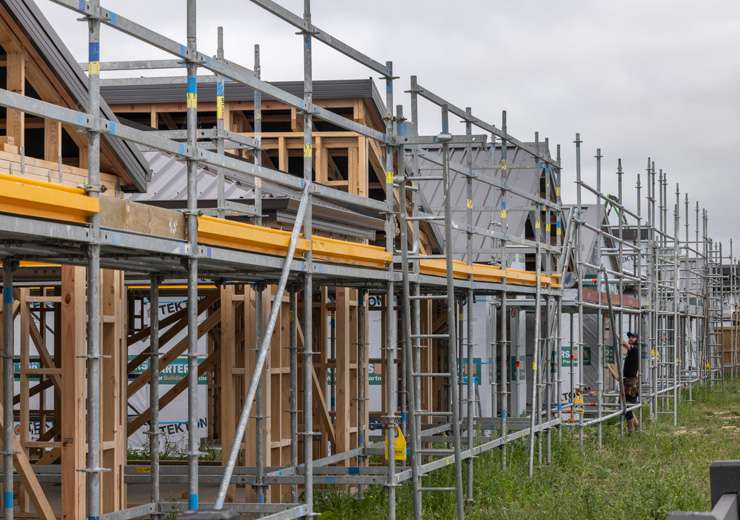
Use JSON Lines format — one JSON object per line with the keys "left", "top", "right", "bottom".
{"left": 316, "top": 378, "right": 740, "bottom": 519}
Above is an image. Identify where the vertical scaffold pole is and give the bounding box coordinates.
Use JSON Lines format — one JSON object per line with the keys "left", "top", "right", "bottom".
{"left": 500, "top": 111, "right": 510, "bottom": 469}
{"left": 3, "top": 259, "right": 16, "bottom": 520}
{"left": 149, "top": 275, "right": 161, "bottom": 512}
{"left": 255, "top": 284, "right": 265, "bottom": 502}
{"left": 595, "top": 148, "right": 603, "bottom": 449}
{"left": 302, "top": 1, "right": 314, "bottom": 515}
{"left": 574, "top": 133, "right": 584, "bottom": 452}
{"left": 86, "top": 2, "right": 103, "bottom": 519}
{"left": 673, "top": 185, "right": 680, "bottom": 426}
{"left": 464, "top": 107, "right": 475, "bottom": 502}
{"left": 215, "top": 26, "right": 225, "bottom": 218}
{"left": 254, "top": 44, "right": 263, "bottom": 223}
{"left": 397, "top": 106, "right": 420, "bottom": 519}
{"left": 636, "top": 174, "right": 644, "bottom": 430}
{"left": 289, "top": 288, "right": 298, "bottom": 503}
{"left": 441, "top": 105, "right": 465, "bottom": 519}
{"left": 528, "top": 211, "right": 543, "bottom": 477}
{"left": 185, "top": 0, "right": 200, "bottom": 510}
{"left": 383, "top": 60, "right": 398, "bottom": 520}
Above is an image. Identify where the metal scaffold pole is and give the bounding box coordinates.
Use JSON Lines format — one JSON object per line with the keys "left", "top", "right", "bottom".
{"left": 301, "top": 1, "right": 315, "bottom": 515}
{"left": 528, "top": 207, "right": 542, "bottom": 477}
{"left": 383, "top": 60, "right": 398, "bottom": 520}
{"left": 254, "top": 283, "right": 266, "bottom": 502}
{"left": 149, "top": 275, "right": 161, "bottom": 512}
{"left": 289, "top": 288, "right": 299, "bottom": 503}
{"left": 574, "top": 133, "right": 585, "bottom": 452}
{"left": 441, "top": 105, "right": 466, "bottom": 519}
{"left": 86, "top": 2, "right": 104, "bottom": 519}
{"left": 397, "top": 104, "right": 420, "bottom": 520}
{"left": 673, "top": 185, "right": 680, "bottom": 426}
{"left": 464, "top": 107, "right": 475, "bottom": 502}
{"left": 595, "top": 148, "right": 603, "bottom": 449}
{"left": 185, "top": 0, "right": 200, "bottom": 510}
{"left": 3, "top": 259, "right": 15, "bottom": 520}
{"left": 215, "top": 26, "right": 225, "bottom": 218}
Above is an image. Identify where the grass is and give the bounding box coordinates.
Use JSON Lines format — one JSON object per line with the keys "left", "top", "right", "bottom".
{"left": 315, "top": 378, "right": 740, "bottom": 519}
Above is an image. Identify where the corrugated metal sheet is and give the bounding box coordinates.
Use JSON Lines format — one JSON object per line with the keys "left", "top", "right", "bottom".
{"left": 4, "top": 0, "right": 150, "bottom": 192}
{"left": 131, "top": 150, "right": 254, "bottom": 202}
{"left": 405, "top": 142, "right": 547, "bottom": 264}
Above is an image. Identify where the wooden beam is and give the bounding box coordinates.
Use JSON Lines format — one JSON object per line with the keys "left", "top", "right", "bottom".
{"left": 43, "top": 119, "right": 61, "bottom": 163}
{"left": 278, "top": 136, "right": 288, "bottom": 172}
{"left": 334, "top": 288, "right": 351, "bottom": 461}
{"left": 6, "top": 52, "right": 25, "bottom": 149}
{"left": 61, "top": 266, "right": 85, "bottom": 520}
{"left": 315, "top": 136, "right": 326, "bottom": 184}
{"left": 101, "top": 270, "right": 125, "bottom": 513}
{"left": 219, "top": 285, "right": 236, "bottom": 476}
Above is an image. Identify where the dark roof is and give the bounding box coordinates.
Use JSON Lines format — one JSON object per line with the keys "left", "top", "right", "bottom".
{"left": 101, "top": 77, "right": 386, "bottom": 116}
{"left": 3, "top": 0, "right": 150, "bottom": 191}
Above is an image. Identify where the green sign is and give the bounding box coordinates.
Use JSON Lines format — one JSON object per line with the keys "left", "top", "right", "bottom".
{"left": 128, "top": 355, "right": 208, "bottom": 385}
{"left": 561, "top": 345, "right": 592, "bottom": 367}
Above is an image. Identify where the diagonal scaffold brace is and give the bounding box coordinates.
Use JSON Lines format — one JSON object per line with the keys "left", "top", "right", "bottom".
{"left": 213, "top": 182, "right": 311, "bottom": 510}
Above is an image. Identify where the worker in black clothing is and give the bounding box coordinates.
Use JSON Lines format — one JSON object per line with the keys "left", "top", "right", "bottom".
{"left": 622, "top": 332, "right": 640, "bottom": 432}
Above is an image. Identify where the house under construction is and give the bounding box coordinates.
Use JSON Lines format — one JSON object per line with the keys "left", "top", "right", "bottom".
{"left": 0, "top": 1, "right": 738, "bottom": 520}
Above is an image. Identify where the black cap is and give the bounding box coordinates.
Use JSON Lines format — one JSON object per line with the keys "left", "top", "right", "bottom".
{"left": 626, "top": 332, "right": 637, "bottom": 339}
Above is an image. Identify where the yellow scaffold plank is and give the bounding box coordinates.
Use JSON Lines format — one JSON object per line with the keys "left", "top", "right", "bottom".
{"left": 311, "top": 234, "right": 390, "bottom": 268}
{"left": 420, "top": 259, "right": 558, "bottom": 288}
{"left": 198, "top": 215, "right": 391, "bottom": 268}
{"left": 198, "top": 215, "right": 309, "bottom": 257}
{"left": 0, "top": 172, "right": 99, "bottom": 223}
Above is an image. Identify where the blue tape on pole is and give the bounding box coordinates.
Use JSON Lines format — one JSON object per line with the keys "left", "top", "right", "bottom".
{"left": 78, "top": 0, "right": 86, "bottom": 11}
{"left": 4, "top": 491, "right": 13, "bottom": 509}
{"left": 107, "top": 121, "right": 117, "bottom": 135}
{"left": 501, "top": 409, "right": 508, "bottom": 419}
{"left": 88, "top": 42, "right": 100, "bottom": 62}
{"left": 3, "top": 287, "right": 11, "bottom": 306}
{"left": 109, "top": 12, "right": 118, "bottom": 25}
{"left": 179, "top": 45, "right": 188, "bottom": 58}
{"left": 186, "top": 75, "right": 197, "bottom": 94}
{"left": 177, "top": 143, "right": 187, "bottom": 156}
{"left": 216, "top": 81, "right": 225, "bottom": 97}
{"left": 348, "top": 467, "right": 360, "bottom": 475}
{"left": 188, "top": 493, "right": 198, "bottom": 511}
{"left": 87, "top": 516, "right": 99, "bottom": 520}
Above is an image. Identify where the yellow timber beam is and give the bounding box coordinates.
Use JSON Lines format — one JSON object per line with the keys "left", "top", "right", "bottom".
{"left": 0, "top": 172, "right": 99, "bottom": 224}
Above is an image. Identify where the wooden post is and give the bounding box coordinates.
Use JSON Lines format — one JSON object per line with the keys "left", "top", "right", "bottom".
{"left": 357, "top": 136, "right": 368, "bottom": 197}
{"left": 219, "top": 285, "right": 236, "bottom": 501}
{"left": 101, "top": 270, "right": 126, "bottom": 513}
{"left": 61, "top": 266, "right": 86, "bottom": 520}
{"left": 278, "top": 136, "right": 288, "bottom": 173}
{"left": 334, "top": 288, "right": 351, "bottom": 462}
{"left": 43, "top": 119, "right": 61, "bottom": 163}
{"left": 6, "top": 52, "right": 25, "bottom": 149}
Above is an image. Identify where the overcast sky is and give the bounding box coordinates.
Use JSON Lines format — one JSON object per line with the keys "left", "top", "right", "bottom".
{"left": 39, "top": 0, "right": 740, "bottom": 249}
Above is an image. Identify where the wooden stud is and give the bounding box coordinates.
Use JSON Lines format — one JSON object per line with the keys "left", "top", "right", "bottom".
{"left": 43, "top": 119, "right": 61, "bottom": 163}
{"left": 6, "top": 51, "right": 25, "bottom": 149}
{"left": 334, "top": 288, "right": 351, "bottom": 462}
{"left": 61, "top": 266, "right": 86, "bottom": 520}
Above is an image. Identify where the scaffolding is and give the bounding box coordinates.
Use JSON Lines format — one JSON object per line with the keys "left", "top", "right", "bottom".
{"left": 0, "top": 1, "right": 737, "bottom": 520}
